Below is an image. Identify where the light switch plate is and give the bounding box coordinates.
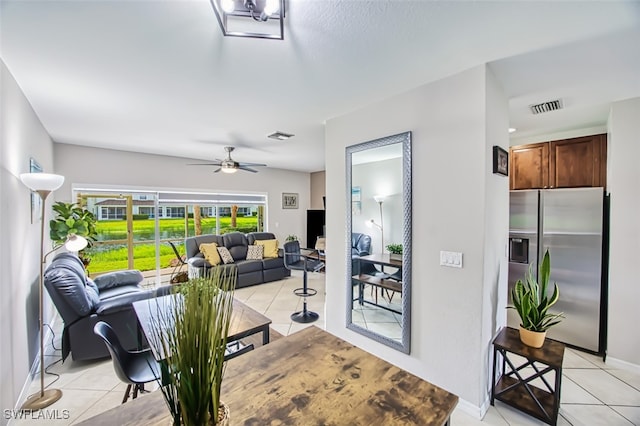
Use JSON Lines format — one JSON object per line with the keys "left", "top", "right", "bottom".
{"left": 440, "top": 251, "right": 463, "bottom": 268}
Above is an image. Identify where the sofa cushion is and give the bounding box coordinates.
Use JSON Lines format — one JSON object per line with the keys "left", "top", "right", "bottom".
{"left": 44, "top": 253, "right": 96, "bottom": 319}
{"left": 85, "top": 279, "right": 100, "bottom": 307}
{"left": 234, "top": 260, "right": 262, "bottom": 274}
{"left": 255, "top": 239, "right": 279, "bottom": 258}
{"left": 200, "top": 242, "right": 222, "bottom": 266}
{"left": 247, "top": 232, "right": 277, "bottom": 245}
{"left": 246, "top": 245, "right": 264, "bottom": 260}
{"left": 99, "top": 284, "right": 145, "bottom": 301}
{"left": 93, "top": 270, "right": 143, "bottom": 290}
{"left": 217, "top": 246, "right": 235, "bottom": 264}
{"left": 262, "top": 256, "right": 285, "bottom": 270}
{"left": 223, "top": 232, "right": 249, "bottom": 260}
{"left": 186, "top": 234, "right": 224, "bottom": 258}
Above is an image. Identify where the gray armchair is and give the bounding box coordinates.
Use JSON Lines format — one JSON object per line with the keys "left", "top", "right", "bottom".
{"left": 44, "top": 252, "right": 171, "bottom": 361}
{"left": 351, "top": 233, "right": 380, "bottom": 276}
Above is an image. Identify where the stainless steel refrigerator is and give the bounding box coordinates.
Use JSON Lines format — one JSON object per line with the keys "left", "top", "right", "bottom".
{"left": 507, "top": 188, "right": 606, "bottom": 353}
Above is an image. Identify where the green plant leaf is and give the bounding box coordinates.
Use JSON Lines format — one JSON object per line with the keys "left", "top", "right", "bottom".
{"left": 507, "top": 250, "right": 564, "bottom": 333}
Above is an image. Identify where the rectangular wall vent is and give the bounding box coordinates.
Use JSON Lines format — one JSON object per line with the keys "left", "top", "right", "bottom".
{"left": 529, "top": 99, "right": 563, "bottom": 115}
{"left": 267, "top": 131, "right": 294, "bottom": 140}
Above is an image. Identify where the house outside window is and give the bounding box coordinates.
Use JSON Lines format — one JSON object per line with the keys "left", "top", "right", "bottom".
{"left": 139, "top": 206, "right": 155, "bottom": 218}
{"left": 100, "top": 206, "right": 126, "bottom": 220}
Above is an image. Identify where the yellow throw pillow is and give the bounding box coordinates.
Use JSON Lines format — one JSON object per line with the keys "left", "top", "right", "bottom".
{"left": 255, "top": 239, "right": 279, "bottom": 258}
{"left": 199, "top": 242, "right": 221, "bottom": 266}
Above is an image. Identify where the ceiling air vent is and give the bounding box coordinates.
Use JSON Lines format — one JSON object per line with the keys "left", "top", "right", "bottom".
{"left": 267, "top": 131, "right": 294, "bottom": 141}
{"left": 529, "top": 99, "right": 563, "bottom": 115}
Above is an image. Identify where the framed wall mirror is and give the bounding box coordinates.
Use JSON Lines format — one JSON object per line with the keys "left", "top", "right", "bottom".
{"left": 346, "top": 131, "right": 411, "bottom": 353}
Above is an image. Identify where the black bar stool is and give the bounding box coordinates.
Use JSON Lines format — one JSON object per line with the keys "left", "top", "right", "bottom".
{"left": 283, "top": 241, "right": 324, "bottom": 323}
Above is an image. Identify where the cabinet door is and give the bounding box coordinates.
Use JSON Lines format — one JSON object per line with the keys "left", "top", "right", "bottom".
{"left": 550, "top": 134, "right": 606, "bottom": 188}
{"left": 510, "top": 143, "right": 549, "bottom": 190}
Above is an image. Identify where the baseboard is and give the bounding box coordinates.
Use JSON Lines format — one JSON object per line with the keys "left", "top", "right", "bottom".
{"left": 455, "top": 396, "right": 490, "bottom": 420}
{"left": 606, "top": 356, "right": 640, "bottom": 373}
{"left": 14, "top": 313, "right": 61, "bottom": 410}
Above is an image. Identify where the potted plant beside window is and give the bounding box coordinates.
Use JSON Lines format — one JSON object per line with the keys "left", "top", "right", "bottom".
{"left": 49, "top": 201, "right": 98, "bottom": 268}
{"left": 509, "top": 250, "right": 564, "bottom": 348}
{"left": 386, "top": 243, "right": 403, "bottom": 261}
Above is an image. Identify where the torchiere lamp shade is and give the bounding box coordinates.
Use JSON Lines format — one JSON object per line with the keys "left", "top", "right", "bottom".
{"left": 20, "top": 173, "right": 64, "bottom": 191}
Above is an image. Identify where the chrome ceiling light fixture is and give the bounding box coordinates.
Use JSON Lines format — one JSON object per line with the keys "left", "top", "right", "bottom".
{"left": 210, "top": 0, "right": 286, "bottom": 40}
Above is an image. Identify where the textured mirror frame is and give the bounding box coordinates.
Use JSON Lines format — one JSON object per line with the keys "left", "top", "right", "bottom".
{"left": 345, "top": 131, "right": 412, "bottom": 354}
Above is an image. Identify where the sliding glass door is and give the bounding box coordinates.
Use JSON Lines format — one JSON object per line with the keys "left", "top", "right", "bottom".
{"left": 75, "top": 189, "right": 266, "bottom": 278}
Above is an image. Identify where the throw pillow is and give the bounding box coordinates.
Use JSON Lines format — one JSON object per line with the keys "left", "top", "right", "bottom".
{"left": 217, "top": 246, "right": 235, "bottom": 264}
{"left": 246, "top": 244, "right": 264, "bottom": 260}
{"left": 255, "top": 239, "right": 279, "bottom": 258}
{"left": 200, "top": 242, "right": 222, "bottom": 266}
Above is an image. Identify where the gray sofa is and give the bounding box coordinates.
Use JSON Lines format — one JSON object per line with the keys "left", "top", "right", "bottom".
{"left": 44, "top": 252, "right": 171, "bottom": 361}
{"left": 186, "top": 232, "right": 290, "bottom": 288}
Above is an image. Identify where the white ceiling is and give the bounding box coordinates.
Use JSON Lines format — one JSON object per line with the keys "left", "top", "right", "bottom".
{"left": 2, "top": 1, "right": 639, "bottom": 173}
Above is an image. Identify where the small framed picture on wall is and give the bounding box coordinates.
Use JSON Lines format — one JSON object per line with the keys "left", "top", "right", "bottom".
{"left": 282, "top": 192, "right": 299, "bottom": 209}
{"left": 493, "top": 146, "right": 509, "bottom": 176}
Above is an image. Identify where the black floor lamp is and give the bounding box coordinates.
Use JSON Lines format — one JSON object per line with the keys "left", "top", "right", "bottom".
{"left": 19, "top": 172, "right": 87, "bottom": 410}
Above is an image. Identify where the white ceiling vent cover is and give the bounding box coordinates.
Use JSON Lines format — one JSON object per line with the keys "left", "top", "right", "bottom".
{"left": 530, "top": 99, "right": 563, "bottom": 115}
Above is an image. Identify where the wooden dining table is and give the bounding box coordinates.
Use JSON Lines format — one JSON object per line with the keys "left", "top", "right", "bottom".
{"left": 78, "top": 326, "right": 458, "bottom": 425}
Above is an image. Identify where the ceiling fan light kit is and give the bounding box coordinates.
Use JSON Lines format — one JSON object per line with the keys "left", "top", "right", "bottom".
{"left": 210, "top": 0, "right": 286, "bottom": 40}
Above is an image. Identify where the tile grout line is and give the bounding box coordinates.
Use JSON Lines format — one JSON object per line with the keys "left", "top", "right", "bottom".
{"left": 602, "top": 368, "right": 640, "bottom": 393}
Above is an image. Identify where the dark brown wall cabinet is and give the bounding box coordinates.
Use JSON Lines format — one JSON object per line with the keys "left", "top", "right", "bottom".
{"left": 510, "top": 134, "right": 607, "bottom": 190}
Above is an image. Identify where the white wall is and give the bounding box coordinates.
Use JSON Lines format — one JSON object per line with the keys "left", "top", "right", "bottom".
{"left": 325, "top": 65, "right": 509, "bottom": 413}
{"left": 0, "top": 60, "right": 57, "bottom": 416}
{"left": 607, "top": 97, "right": 640, "bottom": 367}
{"left": 310, "top": 171, "right": 326, "bottom": 210}
{"left": 53, "top": 144, "right": 310, "bottom": 245}
{"left": 480, "top": 67, "right": 511, "bottom": 404}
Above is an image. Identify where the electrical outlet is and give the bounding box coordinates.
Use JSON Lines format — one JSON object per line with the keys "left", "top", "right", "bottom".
{"left": 440, "top": 251, "right": 463, "bottom": 268}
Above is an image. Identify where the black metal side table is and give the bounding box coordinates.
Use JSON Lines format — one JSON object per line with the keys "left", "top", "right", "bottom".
{"left": 491, "top": 327, "right": 565, "bottom": 426}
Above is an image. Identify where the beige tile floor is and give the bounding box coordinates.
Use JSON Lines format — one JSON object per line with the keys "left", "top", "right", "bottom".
{"left": 11, "top": 270, "right": 640, "bottom": 425}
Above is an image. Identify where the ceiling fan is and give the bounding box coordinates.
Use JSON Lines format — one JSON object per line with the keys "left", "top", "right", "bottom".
{"left": 188, "top": 146, "right": 267, "bottom": 173}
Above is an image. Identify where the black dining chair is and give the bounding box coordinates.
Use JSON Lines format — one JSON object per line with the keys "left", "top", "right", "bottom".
{"left": 283, "top": 240, "right": 324, "bottom": 323}
{"left": 93, "top": 321, "right": 161, "bottom": 404}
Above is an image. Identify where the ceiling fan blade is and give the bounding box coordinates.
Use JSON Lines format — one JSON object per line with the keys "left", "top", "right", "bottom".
{"left": 213, "top": 168, "right": 221, "bottom": 173}
{"left": 237, "top": 162, "right": 267, "bottom": 167}
{"left": 187, "top": 163, "right": 223, "bottom": 166}
{"left": 239, "top": 166, "right": 259, "bottom": 173}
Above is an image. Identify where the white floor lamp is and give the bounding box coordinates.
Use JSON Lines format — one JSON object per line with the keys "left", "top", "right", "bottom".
{"left": 20, "top": 172, "right": 68, "bottom": 410}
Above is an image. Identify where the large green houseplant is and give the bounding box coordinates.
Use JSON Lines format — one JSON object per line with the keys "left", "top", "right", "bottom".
{"left": 152, "top": 267, "right": 236, "bottom": 426}
{"left": 509, "top": 249, "right": 564, "bottom": 348}
{"left": 49, "top": 201, "right": 98, "bottom": 265}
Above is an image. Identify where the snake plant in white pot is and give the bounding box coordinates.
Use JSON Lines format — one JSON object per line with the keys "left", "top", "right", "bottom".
{"left": 509, "top": 249, "right": 564, "bottom": 348}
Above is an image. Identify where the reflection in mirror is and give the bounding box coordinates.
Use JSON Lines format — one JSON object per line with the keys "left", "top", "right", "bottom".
{"left": 346, "top": 131, "right": 411, "bottom": 353}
